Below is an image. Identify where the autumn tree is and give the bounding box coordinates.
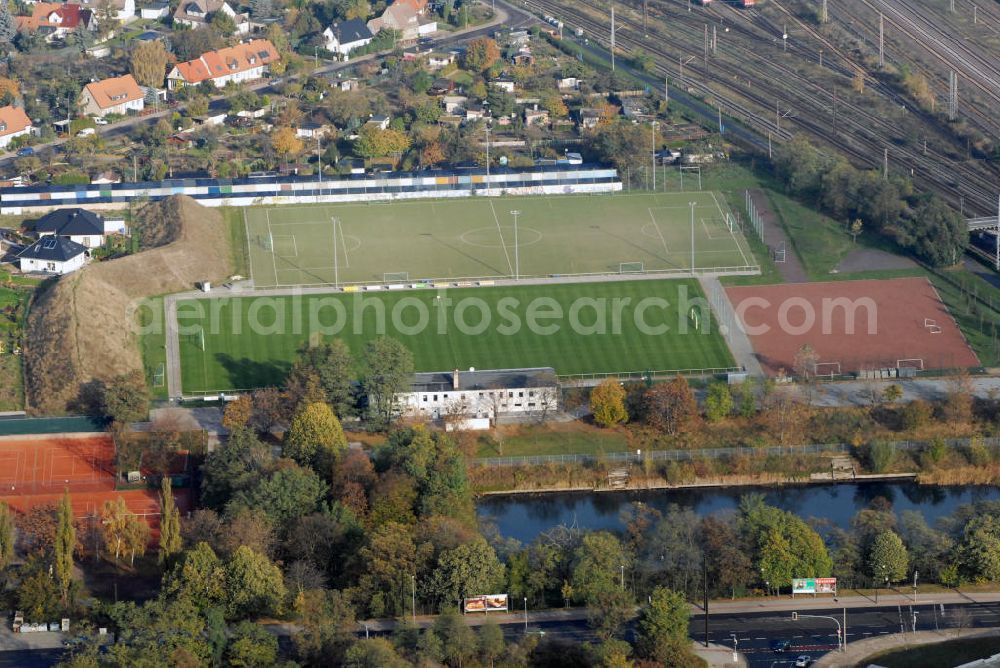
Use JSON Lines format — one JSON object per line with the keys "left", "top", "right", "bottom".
{"left": 590, "top": 379, "right": 628, "bottom": 427}
{"left": 159, "top": 477, "right": 182, "bottom": 565}
{"left": 354, "top": 126, "right": 412, "bottom": 159}
{"left": 288, "top": 339, "right": 355, "bottom": 417}
{"left": 283, "top": 401, "right": 348, "bottom": 465}
{"left": 222, "top": 395, "right": 253, "bottom": 432}
{"left": 272, "top": 127, "right": 304, "bottom": 158}
{"left": 541, "top": 92, "right": 568, "bottom": 118}
{"left": 644, "top": 376, "right": 700, "bottom": 435}
{"left": 101, "top": 497, "right": 139, "bottom": 564}
{"left": 463, "top": 37, "right": 500, "bottom": 73}
{"left": 427, "top": 537, "right": 506, "bottom": 611}
{"left": 0, "top": 77, "right": 18, "bottom": 105}
{"left": 224, "top": 545, "right": 287, "bottom": 619}
{"left": 55, "top": 490, "right": 75, "bottom": 603}
{"left": 130, "top": 40, "right": 169, "bottom": 88}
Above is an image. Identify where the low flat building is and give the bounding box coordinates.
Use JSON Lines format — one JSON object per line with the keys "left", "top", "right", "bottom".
{"left": 398, "top": 367, "right": 559, "bottom": 423}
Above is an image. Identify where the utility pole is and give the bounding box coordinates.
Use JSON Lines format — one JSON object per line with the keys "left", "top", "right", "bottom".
{"left": 610, "top": 4, "right": 616, "bottom": 71}
{"left": 651, "top": 121, "right": 657, "bottom": 190}
{"left": 949, "top": 70, "right": 958, "bottom": 120}
{"left": 833, "top": 88, "right": 838, "bottom": 133}
{"left": 718, "top": 105, "right": 723, "bottom": 135}
{"left": 819, "top": 48, "right": 823, "bottom": 67}
{"left": 883, "top": 148, "right": 888, "bottom": 181}
{"left": 878, "top": 13, "right": 884, "bottom": 69}
{"left": 712, "top": 25, "right": 717, "bottom": 55}
{"left": 702, "top": 551, "right": 709, "bottom": 647}
{"left": 820, "top": 0, "right": 828, "bottom": 23}
{"left": 664, "top": 75, "right": 669, "bottom": 108}
{"left": 643, "top": 0, "right": 647, "bottom": 34}
{"left": 704, "top": 24, "right": 708, "bottom": 65}
{"left": 689, "top": 201, "right": 697, "bottom": 275}
{"left": 782, "top": 24, "right": 787, "bottom": 52}
{"left": 332, "top": 217, "right": 340, "bottom": 286}
{"left": 411, "top": 576, "right": 416, "bottom": 624}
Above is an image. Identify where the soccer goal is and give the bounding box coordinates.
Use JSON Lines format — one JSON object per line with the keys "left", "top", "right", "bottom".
{"left": 772, "top": 242, "right": 787, "bottom": 263}
{"left": 619, "top": 261, "right": 645, "bottom": 274}
{"left": 152, "top": 364, "right": 165, "bottom": 388}
{"left": 688, "top": 306, "right": 702, "bottom": 332}
{"left": 383, "top": 271, "right": 410, "bottom": 284}
{"left": 924, "top": 318, "right": 941, "bottom": 334}
{"left": 897, "top": 358, "right": 925, "bottom": 370}
{"left": 813, "top": 362, "right": 841, "bottom": 378}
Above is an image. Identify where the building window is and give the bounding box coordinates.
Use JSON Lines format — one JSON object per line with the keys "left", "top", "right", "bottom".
{"left": 433, "top": 394, "right": 438, "bottom": 401}
{"left": 422, "top": 394, "right": 428, "bottom": 402}
{"left": 528, "top": 391, "right": 535, "bottom": 398}
{"left": 518, "top": 391, "right": 524, "bottom": 397}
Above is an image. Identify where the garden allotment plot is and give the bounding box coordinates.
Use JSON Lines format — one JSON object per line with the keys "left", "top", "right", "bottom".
{"left": 245, "top": 192, "right": 755, "bottom": 287}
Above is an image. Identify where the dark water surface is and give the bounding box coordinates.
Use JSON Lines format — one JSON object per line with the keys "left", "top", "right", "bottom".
{"left": 476, "top": 482, "right": 1000, "bottom": 544}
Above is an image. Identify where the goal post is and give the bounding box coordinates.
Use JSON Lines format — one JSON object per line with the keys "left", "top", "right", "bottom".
{"left": 619, "top": 261, "right": 645, "bottom": 274}
{"left": 688, "top": 306, "right": 701, "bottom": 332}
{"left": 383, "top": 271, "right": 410, "bottom": 283}
{"left": 813, "top": 361, "right": 840, "bottom": 378}
{"left": 897, "top": 358, "right": 924, "bottom": 370}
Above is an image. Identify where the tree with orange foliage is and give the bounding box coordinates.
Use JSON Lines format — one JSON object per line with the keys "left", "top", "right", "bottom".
{"left": 643, "top": 376, "right": 700, "bottom": 435}
{"left": 463, "top": 37, "right": 500, "bottom": 73}
{"left": 272, "top": 126, "right": 304, "bottom": 157}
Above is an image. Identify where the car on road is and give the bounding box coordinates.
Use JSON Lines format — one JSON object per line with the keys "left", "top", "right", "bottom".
{"left": 770, "top": 639, "right": 791, "bottom": 652}
{"left": 94, "top": 117, "right": 109, "bottom": 125}
{"left": 794, "top": 656, "right": 813, "bottom": 667}
{"left": 15, "top": 147, "right": 34, "bottom": 157}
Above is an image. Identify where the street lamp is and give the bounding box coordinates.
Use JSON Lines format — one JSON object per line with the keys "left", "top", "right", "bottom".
{"left": 411, "top": 575, "right": 416, "bottom": 624}
{"left": 523, "top": 597, "right": 528, "bottom": 632}
{"left": 792, "top": 612, "right": 843, "bottom": 652}
{"left": 689, "top": 201, "right": 697, "bottom": 275}
{"left": 651, "top": 121, "right": 658, "bottom": 191}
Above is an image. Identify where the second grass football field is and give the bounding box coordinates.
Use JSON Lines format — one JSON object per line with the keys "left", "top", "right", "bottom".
{"left": 176, "top": 279, "right": 735, "bottom": 393}
{"left": 244, "top": 192, "right": 755, "bottom": 287}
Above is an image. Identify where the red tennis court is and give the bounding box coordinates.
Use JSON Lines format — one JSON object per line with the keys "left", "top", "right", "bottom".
{"left": 726, "top": 277, "right": 980, "bottom": 376}
{"left": 0, "top": 433, "right": 115, "bottom": 495}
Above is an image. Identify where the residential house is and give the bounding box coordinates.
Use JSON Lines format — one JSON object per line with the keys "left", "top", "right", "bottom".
{"left": 167, "top": 39, "right": 279, "bottom": 90}
{"left": 192, "top": 112, "right": 227, "bottom": 127}
{"left": 367, "top": 2, "right": 435, "bottom": 41}
{"left": 79, "top": 75, "right": 145, "bottom": 118}
{"left": 578, "top": 107, "right": 602, "bottom": 130}
{"left": 33, "top": 208, "right": 114, "bottom": 248}
{"left": 339, "top": 157, "right": 365, "bottom": 174}
{"left": 15, "top": 3, "right": 95, "bottom": 42}
{"left": 464, "top": 104, "right": 485, "bottom": 122}
{"left": 428, "top": 78, "right": 454, "bottom": 96}
{"left": 77, "top": 0, "right": 134, "bottom": 22}
{"left": 296, "top": 121, "right": 333, "bottom": 139}
{"left": 426, "top": 51, "right": 454, "bottom": 70}
{"left": 620, "top": 97, "right": 649, "bottom": 120}
{"left": 506, "top": 29, "right": 530, "bottom": 47}
{"left": 336, "top": 78, "right": 361, "bottom": 92}
{"left": 17, "top": 236, "right": 88, "bottom": 275}
{"left": 173, "top": 0, "right": 249, "bottom": 34}
{"left": 0, "top": 106, "right": 34, "bottom": 150}
{"left": 322, "top": 19, "right": 373, "bottom": 57}
{"left": 524, "top": 106, "right": 549, "bottom": 126}
{"left": 441, "top": 95, "right": 467, "bottom": 114}
{"left": 364, "top": 114, "right": 390, "bottom": 130}
{"left": 512, "top": 50, "right": 534, "bottom": 66}
{"left": 491, "top": 78, "right": 515, "bottom": 93}
{"left": 393, "top": 0, "right": 428, "bottom": 14}
{"left": 139, "top": 2, "right": 169, "bottom": 19}
{"left": 557, "top": 76, "right": 579, "bottom": 91}
{"left": 397, "top": 367, "right": 559, "bottom": 424}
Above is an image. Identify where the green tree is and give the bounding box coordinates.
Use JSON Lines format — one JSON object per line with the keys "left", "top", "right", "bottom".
{"left": 229, "top": 465, "right": 328, "bottom": 527}
{"left": 201, "top": 427, "right": 273, "bottom": 509}
{"left": 55, "top": 490, "right": 75, "bottom": 603}
{"left": 225, "top": 546, "right": 287, "bottom": 619}
{"left": 357, "top": 522, "right": 420, "bottom": 617}
{"left": 226, "top": 620, "right": 280, "bottom": 667}
{"left": 462, "top": 37, "right": 500, "bottom": 72}
{"left": 163, "top": 541, "right": 227, "bottom": 609}
{"left": 344, "top": 637, "right": 408, "bottom": 668}
{"left": 591, "top": 379, "right": 628, "bottom": 427}
{"left": 361, "top": 337, "right": 414, "bottom": 430}
{"left": 102, "top": 371, "right": 150, "bottom": 423}
{"left": 129, "top": 40, "right": 169, "bottom": 88}
{"left": 283, "top": 401, "right": 348, "bottom": 465}
{"left": 586, "top": 588, "right": 634, "bottom": 641}
{"left": 209, "top": 10, "right": 238, "bottom": 36}
{"left": 354, "top": 126, "right": 412, "bottom": 159}
{"left": 0, "top": 501, "right": 13, "bottom": 572}
{"left": 290, "top": 339, "right": 355, "bottom": 416}
{"left": 478, "top": 619, "right": 505, "bottom": 667}
{"left": 159, "top": 477, "right": 182, "bottom": 565}
{"left": 429, "top": 537, "right": 506, "bottom": 610}
{"left": 572, "top": 531, "right": 628, "bottom": 602}
{"left": 635, "top": 587, "right": 697, "bottom": 664}
{"left": 867, "top": 530, "right": 909, "bottom": 584}
{"left": 897, "top": 195, "right": 966, "bottom": 267}
{"left": 433, "top": 608, "right": 477, "bottom": 668}
{"left": 959, "top": 515, "right": 1000, "bottom": 582}
{"left": 704, "top": 382, "right": 733, "bottom": 422}
{"left": 17, "top": 558, "right": 60, "bottom": 621}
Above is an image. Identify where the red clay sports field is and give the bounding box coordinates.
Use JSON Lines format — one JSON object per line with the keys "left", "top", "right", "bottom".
{"left": 725, "top": 277, "right": 980, "bottom": 376}
{"left": 0, "top": 433, "right": 191, "bottom": 523}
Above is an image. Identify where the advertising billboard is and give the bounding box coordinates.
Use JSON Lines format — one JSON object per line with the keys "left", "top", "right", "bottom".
{"left": 792, "top": 578, "right": 837, "bottom": 595}
{"left": 464, "top": 594, "right": 509, "bottom": 613}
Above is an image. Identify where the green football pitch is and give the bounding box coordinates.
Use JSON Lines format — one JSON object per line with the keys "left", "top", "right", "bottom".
{"left": 244, "top": 192, "right": 756, "bottom": 287}
{"left": 176, "top": 280, "right": 735, "bottom": 393}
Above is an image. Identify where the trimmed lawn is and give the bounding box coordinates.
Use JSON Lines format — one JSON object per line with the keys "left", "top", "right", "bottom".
{"left": 175, "top": 279, "right": 735, "bottom": 393}
{"left": 137, "top": 297, "right": 168, "bottom": 401}
{"left": 768, "top": 190, "right": 853, "bottom": 278}
{"left": 476, "top": 423, "right": 630, "bottom": 457}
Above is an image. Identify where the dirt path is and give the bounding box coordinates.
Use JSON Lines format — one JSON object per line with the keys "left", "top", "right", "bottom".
{"left": 834, "top": 247, "right": 917, "bottom": 274}
{"left": 748, "top": 188, "right": 808, "bottom": 283}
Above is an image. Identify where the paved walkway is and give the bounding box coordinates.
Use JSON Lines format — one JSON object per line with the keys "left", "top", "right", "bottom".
{"left": 748, "top": 188, "right": 808, "bottom": 283}
{"left": 700, "top": 275, "right": 764, "bottom": 377}
{"left": 815, "top": 627, "right": 1000, "bottom": 667}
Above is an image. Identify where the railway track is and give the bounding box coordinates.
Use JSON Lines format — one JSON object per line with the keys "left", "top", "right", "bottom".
{"left": 524, "top": 0, "right": 998, "bottom": 214}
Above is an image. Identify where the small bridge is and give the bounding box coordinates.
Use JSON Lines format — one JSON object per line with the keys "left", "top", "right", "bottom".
{"left": 966, "top": 198, "right": 999, "bottom": 270}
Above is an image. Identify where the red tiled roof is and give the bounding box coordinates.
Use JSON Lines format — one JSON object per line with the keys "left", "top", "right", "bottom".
{"left": 16, "top": 2, "right": 89, "bottom": 31}
{"left": 173, "top": 39, "right": 279, "bottom": 84}
{"left": 0, "top": 106, "right": 32, "bottom": 137}
{"left": 83, "top": 74, "right": 144, "bottom": 110}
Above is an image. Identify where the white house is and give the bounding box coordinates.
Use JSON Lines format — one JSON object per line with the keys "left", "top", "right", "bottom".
{"left": 167, "top": 40, "right": 279, "bottom": 90}
{"left": 397, "top": 368, "right": 559, "bottom": 423}
{"left": 139, "top": 1, "right": 169, "bottom": 18}
{"left": 367, "top": 2, "right": 435, "bottom": 41}
{"left": 0, "top": 106, "right": 34, "bottom": 150}
{"left": 173, "top": 0, "right": 249, "bottom": 33}
{"left": 322, "top": 19, "right": 373, "bottom": 57}
{"left": 79, "top": 75, "right": 145, "bottom": 118}
{"left": 364, "top": 114, "right": 390, "bottom": 130}
{"left": 77, "top": 0, "right": 134, "bottom": 21}
{"left": 33, "top": 208, "right": 117, "bottom": 248}
{"left": 17, "top": 236, "right": 88, "bottom": 275}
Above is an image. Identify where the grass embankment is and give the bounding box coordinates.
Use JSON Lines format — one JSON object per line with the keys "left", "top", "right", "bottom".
{"left": 176, "top": 279, "right": 735, "bottom": 393}
{"left": 475, "top": 423, "right": 629, "bottom": 457}
{"left": 0, "top": 267, "right": 41, "bottom": 411}
{"left": 864, "top": 635, "right": 1000, "bottom": 668}
{"left": 222, "top": 208, "right": 250, "bottom": 279}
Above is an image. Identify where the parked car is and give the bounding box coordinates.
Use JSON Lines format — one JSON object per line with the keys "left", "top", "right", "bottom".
{"left": 15, "top": 147, "right": 34, "bottom": 157}
{"left": 794, "top": 656, "right": 813, "bottom": 667}
{"left": 94, "top": 117, "right": 109, "bottom": 126}
{"left": 77, "top": 128, "right": 96, "bottom": 137}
